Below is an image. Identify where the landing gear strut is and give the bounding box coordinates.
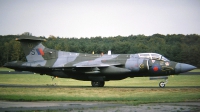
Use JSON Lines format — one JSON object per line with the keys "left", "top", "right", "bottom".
{"left": 51, "top": 76, "right": 57, "bottom": 86}
{"left": 159, "top": 79, "right": 168, "bottom": 88}
{"left": 51, "top": 76, "right": 55, "bottom": 81}
{"left": 91, "top": 81, "right": 105, "bottom": 87}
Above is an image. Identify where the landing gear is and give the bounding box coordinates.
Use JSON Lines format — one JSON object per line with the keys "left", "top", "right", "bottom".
{"left": 159, "top": 81, "right": 165, "bottom": 88}
{"left": 46, "top": 76, "right": 57, "bottom": 86}
{"left": 159, "top": 79, "right": 168, "bottom": 88}
{"left": 91, "top": 81, "right": 105, "bottom": 87}
{"left": 51, "top": 76, "right": 55, "bottom": 81}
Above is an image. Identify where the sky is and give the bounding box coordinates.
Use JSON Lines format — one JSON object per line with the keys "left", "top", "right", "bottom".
{"left": 0, "top": 0, "right": 200, "bottom": 38}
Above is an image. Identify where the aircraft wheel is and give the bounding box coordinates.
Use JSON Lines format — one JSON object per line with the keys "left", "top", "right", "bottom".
{"left": 100, "top": 81, "right": 105, "bottom": 87}
{"left": 159, "top": 81, "right": 165, "bottom": 88}
{"left": 91, "top": 81, "right": 105, "bottom": 87}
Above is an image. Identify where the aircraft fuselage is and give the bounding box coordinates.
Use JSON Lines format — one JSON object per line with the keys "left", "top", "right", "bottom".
{"left": 3, "top": 36, "right": 197, "bottom": 87}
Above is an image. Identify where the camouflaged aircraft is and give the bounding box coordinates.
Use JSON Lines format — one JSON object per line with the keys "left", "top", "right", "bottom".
{"left": 4, "top": 36, "right": 197, "bottom": 87}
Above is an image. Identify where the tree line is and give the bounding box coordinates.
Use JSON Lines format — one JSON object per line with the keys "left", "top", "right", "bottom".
{"left": 0, "top": 33, "right": 200, "bottom": 67}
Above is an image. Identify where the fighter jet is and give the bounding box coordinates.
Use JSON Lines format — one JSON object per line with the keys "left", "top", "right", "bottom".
{"left": 4, "top": 35, "right": 197, "bottom": 87}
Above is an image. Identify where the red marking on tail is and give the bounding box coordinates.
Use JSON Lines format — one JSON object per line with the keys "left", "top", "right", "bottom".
{"left": 38, "top": 48, "right": 44, "bottom": 56}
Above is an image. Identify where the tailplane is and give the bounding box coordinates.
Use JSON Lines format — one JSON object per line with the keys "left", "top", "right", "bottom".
{"left": 16, "top": 35, "right": 46, "bottom": 62}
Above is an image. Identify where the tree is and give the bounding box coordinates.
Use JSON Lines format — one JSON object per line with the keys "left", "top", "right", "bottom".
{"left": 21, "top": 32, "right": 32, "bottom": 36}
{"left": 0, "top": 34, "right": 199, "bottom": 67}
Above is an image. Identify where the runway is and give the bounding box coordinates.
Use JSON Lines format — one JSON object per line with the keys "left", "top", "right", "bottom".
{"left": 0, "top": 101, "right": 200, "bottom": 112}
{"left": 1, "top": 71, "right": 200, "bottom": 112}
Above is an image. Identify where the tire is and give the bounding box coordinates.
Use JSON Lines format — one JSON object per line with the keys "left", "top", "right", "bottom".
{"left": 99, "top": 81, "right": 105, "bottom": 87}
{"left": 159, "top": 81, "right": 165, "bottom": 88}
{"left": 91, "top": 81, "right": 105, "bottom": 87}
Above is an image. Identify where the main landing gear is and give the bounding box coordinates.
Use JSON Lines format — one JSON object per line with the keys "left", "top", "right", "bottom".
{"left": 159, "top": 79, "right": 168, "bottom": 88}
{"left": 91, "top": 81, "right": 105, "bottom": 87}
{"left": 50, "top": 76, "right": 57, "bottom": 86}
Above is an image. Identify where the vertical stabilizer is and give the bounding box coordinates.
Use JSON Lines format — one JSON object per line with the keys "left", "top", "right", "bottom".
{"left": 16, "top": 35, "right": 46, "bottom": 62}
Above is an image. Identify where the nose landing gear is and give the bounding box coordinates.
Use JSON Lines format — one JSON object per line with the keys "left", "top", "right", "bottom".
{"left": 159, "top": 79, "right": 168, "bottom": 88}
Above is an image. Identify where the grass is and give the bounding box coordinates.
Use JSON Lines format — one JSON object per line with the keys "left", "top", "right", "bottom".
{"left": 0, "top": 67, "right": 200, "bottom": 105}
{"left": 0, "top": 67, "right": 14, "bottom": 71}
{"left": 0, "top": 74, "right": 200, "bottom": 87}
{"left": 0, "top": 87, "right": 199, "bottom": 105}
{"left": 189, "top": 69, "right": 200, "bottom": 72}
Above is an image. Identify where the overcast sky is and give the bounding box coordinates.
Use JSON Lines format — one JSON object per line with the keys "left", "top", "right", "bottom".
{"left": 0, "top": 0, "right": 200, "bottom": 38}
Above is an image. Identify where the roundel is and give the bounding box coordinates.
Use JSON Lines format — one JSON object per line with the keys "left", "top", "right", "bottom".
{"left": 153, "top": 66, "right": 159, "bottom": 71}
{"left": 151, "top": 64, "right": 161, "bottom": 73}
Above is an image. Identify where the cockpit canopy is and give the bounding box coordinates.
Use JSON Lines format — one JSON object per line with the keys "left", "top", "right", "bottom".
{"left": 131, "top": 53, "right": 169, "bottom": 61}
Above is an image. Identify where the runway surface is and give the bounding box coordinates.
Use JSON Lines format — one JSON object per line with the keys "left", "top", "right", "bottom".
{"left": 1, "top": 71, "right": 200, "bottom": 111}
{"left": 0, "top": 101, "right": 200, "bottom": 112}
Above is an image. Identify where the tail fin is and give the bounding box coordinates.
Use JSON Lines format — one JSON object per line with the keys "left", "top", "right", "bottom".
{"left": 16, "top": 35, "right": 46, "bottom": 62}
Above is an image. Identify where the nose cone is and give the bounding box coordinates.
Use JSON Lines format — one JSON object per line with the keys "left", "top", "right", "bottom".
{"left": 175, "top": 63, "right": 197, "bottom": 73}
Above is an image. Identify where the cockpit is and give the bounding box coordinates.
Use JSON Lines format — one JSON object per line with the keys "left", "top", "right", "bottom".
{"left": 131, "top": 53, "right": 169, "bottom": 61}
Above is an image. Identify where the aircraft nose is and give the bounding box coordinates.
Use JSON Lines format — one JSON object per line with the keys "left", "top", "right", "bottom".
{"left": 175, "top": 63, "right": 197, "bottom": 73}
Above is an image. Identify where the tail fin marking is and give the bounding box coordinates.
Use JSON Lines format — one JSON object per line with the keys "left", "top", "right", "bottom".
{"left": 36, "top": 48, "right": 44, "bottom": 56}
{"left": 26, "top": 43, "right": 45, "bottom": 62}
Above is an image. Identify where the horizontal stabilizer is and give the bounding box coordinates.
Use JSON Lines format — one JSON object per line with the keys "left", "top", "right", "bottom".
{"left": 16, "top": 35, "right": 46, "bottom": 41}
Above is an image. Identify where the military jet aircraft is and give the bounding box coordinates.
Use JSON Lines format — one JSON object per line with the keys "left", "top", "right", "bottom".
{"left": 4, "top": 35, "right": 197, "bottom": 87}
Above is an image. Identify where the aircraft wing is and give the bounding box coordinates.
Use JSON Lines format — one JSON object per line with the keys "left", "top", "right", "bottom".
{"left": 73, "top": 61, "right": 122, "bottom": 68}
{"left": 71, "top": 61, "right": 128, "bottom": 74}
{"left": 75, "top": 64, "right": 110, "bottom": 67}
